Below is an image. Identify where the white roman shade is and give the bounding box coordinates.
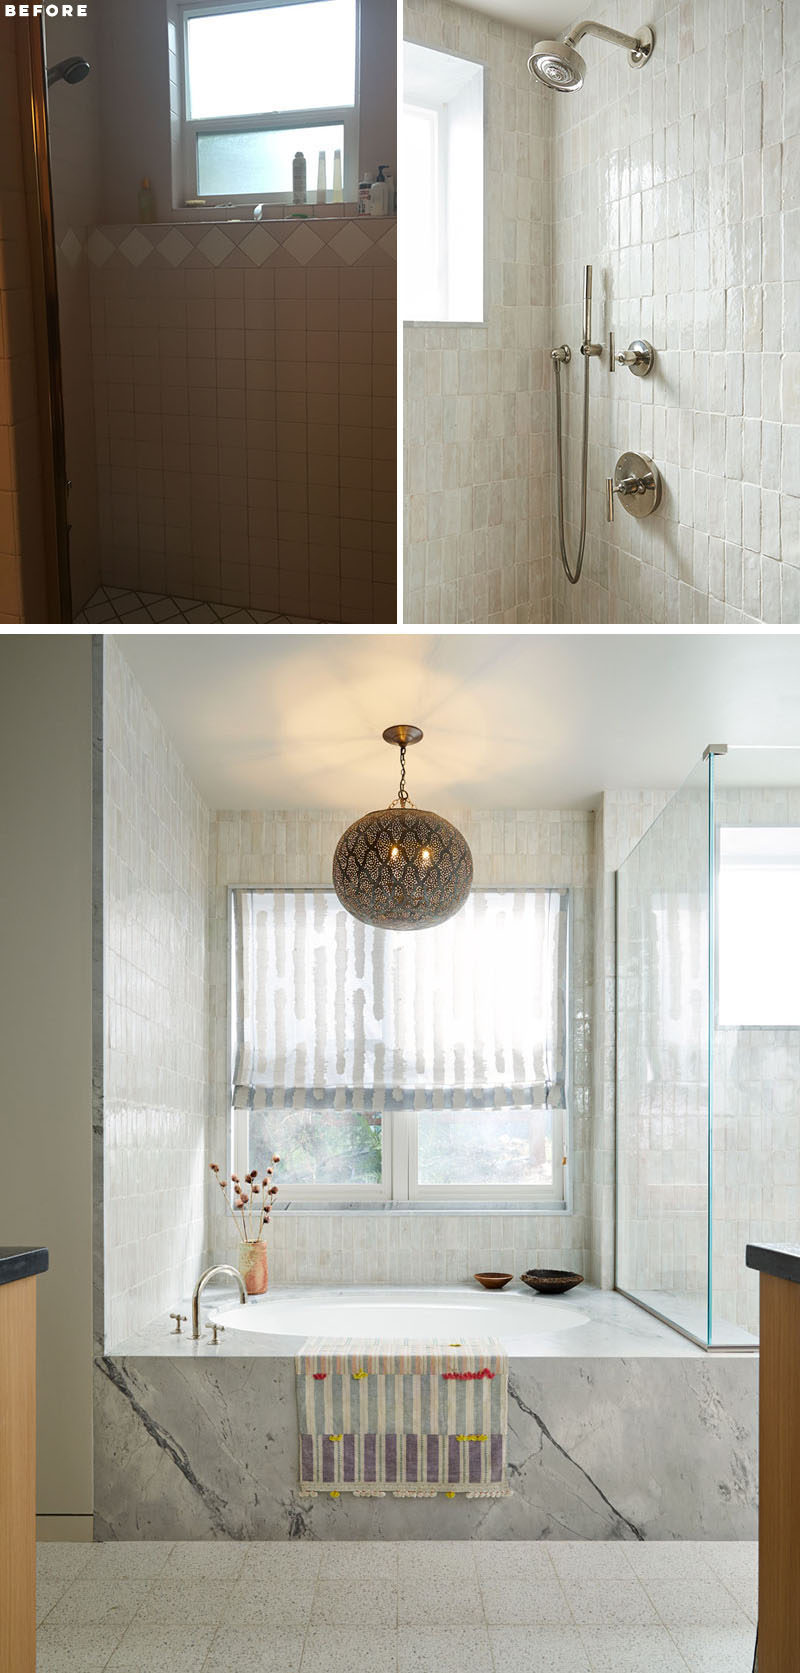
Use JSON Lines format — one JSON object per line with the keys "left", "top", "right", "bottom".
{"left": 232, "top": 888, "right": 568, "bottom": 1113}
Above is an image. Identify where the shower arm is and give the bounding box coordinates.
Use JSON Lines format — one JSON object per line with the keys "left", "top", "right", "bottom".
{"left": 564, "top": 18, "right": 646, "bottom": 54}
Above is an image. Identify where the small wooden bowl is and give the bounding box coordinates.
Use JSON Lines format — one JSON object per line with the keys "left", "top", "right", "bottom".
{"left": 474, "top": 1272, "right": 513, "bottom": 1290}
{"left": 520, "top": 1269, "right": 584, "bottom": 1295}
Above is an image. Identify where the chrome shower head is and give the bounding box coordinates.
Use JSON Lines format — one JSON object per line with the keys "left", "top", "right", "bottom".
{"left": 47, "top": 56, "right": 91, "bottom": 88}
{"left": 529, "top": 18, "right": 654, "bottom": 91}
{"left": 528, "top": 38, "right": 586, "bottom": 90}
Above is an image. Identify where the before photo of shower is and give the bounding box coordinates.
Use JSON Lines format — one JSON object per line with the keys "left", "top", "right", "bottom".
{"left": 0, "top": 0, "right": 396, "bottom": 624}
{"left": 403, "top": 0, "right": 799, "bottom": 624}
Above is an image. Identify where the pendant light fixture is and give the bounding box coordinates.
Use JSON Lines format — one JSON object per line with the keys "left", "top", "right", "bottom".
{"left": 332, "top": 725, "right": 473, "bottom": 931}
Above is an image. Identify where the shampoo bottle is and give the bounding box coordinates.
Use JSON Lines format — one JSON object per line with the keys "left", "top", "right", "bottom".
{"left": 332, "top": 148, "right": 343, "bottom": 203}
{"left": 316, "top": 151, "right": 327, "bottom": 204}
{"left": 138, "top": 176, "right": 155, "bottom": 223}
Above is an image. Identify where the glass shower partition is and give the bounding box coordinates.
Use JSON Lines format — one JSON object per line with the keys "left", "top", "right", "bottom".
{"left": 616, "top": 746, "right": 800, "bottom": 1349}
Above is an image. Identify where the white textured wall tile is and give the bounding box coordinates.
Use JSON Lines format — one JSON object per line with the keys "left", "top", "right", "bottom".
{"left": 207, "top": 808, "right": 594, "bottom": 1282}
{"left": 103, "top": 640, "right": 210, "bottom": 1344}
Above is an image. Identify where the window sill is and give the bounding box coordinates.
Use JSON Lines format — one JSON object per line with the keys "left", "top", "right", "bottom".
{"left": 272, "top": 1200, "right": 569, "bottom": 1215}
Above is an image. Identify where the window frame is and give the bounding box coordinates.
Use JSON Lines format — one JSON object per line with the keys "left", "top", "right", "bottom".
{"left": 402, "top": 38, "right": 486, "bottom": 326}
{"left": 228, "top": 884, "right": 571, "bottom": 1210}
{"left": 175, "top": 0, "right": 361, "bottom": 207}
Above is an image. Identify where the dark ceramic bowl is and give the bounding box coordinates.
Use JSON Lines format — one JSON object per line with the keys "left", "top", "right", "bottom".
{"left": 474, "top": 1272, "right": 513, "bottom": 1290}
{"left": 520, "top": 1269, "right": 584, "bottom": 1295}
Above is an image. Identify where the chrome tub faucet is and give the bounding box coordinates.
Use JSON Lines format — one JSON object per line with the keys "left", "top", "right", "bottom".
{"left": 191, "top": 1264, "right": 247, "bottom": 1339}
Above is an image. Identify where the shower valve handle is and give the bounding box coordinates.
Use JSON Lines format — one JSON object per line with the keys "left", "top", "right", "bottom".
{"left": 606, "top": 476, "right": 642, "bottom": 520}
{"left": 606, "top": 452, "right": 663, "bottom": 522}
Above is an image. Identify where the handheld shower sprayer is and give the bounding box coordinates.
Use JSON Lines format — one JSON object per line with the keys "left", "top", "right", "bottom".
{"left": 46, "top": 56, "right": 91, "bottom": 88}
{"left": 551, "top": 264, "right": 602, "bottom": 587}
{"left": 529, "top": 18, "right": 654, "bottom": 91}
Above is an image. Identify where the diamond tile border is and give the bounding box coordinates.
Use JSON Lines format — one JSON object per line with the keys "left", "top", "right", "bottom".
{"left": 84, "top": 216, "right": 396, "bottom": 269}
{"left": 73, "top": 586, "right": 327, "bottom": 625}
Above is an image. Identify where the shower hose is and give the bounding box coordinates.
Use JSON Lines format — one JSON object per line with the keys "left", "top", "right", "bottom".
{"left": 552, "top": 344, "right": 590, "bottom": 586}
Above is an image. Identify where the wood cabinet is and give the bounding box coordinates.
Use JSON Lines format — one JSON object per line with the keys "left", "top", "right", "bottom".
{"left": 0, "top": 1250, "right": 48, "bottom": 1673}
{"left": 746, "top": 1243, "right": 800, "bottom": 1673}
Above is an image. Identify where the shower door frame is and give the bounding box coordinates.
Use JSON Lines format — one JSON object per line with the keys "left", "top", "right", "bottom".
{"left": 14, "top": 15, "right": 72, "bottom": 622}
{"left": 613, "top": 754, "right": 756, "bottom": 1354}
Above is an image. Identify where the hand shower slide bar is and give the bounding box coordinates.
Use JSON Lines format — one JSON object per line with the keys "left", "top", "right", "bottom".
{"left": 551, "top": 264, "right": 602, "bottom": 587}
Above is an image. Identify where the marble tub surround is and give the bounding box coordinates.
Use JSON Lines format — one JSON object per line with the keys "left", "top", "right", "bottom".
{"left": 109, "top": 1284, "right": 716, "bottom": 1360}
{"left": 93, "top": 1342, "right": 756, "bottom": 1542}
{"left": 34, "top": 1539, "right": 759, "bottom": 1673}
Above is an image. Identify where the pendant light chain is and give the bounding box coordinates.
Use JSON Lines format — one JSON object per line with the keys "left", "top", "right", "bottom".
{"left": 398, "top": 743, "right": 409, "bottom": 805}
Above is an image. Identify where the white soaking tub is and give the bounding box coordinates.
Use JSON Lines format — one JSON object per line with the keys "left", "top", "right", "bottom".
{"left": 211, "top": 1283, "right": 589, "bottom": 1352}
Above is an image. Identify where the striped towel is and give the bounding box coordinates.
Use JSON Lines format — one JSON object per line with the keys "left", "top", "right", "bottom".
{"left": 295, "top": 1337, "right": 509, "bottom": 1498}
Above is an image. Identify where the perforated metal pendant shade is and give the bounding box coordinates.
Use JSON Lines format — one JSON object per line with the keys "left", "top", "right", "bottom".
{"left": 332, "top": 726, "right": 473, "bottom": 931}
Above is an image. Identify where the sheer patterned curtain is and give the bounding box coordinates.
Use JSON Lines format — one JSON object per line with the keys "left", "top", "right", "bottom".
{"left": 232, "top": 888, "right": 568, "bottom": 1113}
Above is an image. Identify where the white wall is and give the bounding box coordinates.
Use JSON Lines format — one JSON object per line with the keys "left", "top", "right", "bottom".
{"left": 551, "top": 0, "right": 800, "bottom": 623}
{"left": 0, "top": 637, "right": 94, "bottom": 1525}
{"left": 102, "top": 639, "right": 210, "bottom": 1345}
{"left": 403, "top": 0, "right": 553, "bottom": 624}
{"left": 208, "top": 807, "right": 595, "bottom": 1283}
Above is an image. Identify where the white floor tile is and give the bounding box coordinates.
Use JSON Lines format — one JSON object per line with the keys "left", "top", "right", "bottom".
{"left": 549, "top": 1542, "right": 638, "bottom": 1582}
{"left": 311, "top": 1576, "right": 397, "bottom": 1626}
{"left": 36, "top": 1622, "right": 125, "bottom": 1671}
{"left": 301, "top": 1626, "right": 398, "bottom": 1671}
{"left": 489, "top": 1625, "right": 592, "bottom": 1672}
{"left": 221, "top": 1575, "right": 315, "bottom": 1627}
{"left": 240, "top": 1542, "right": 322, "bottom": 1577}
{"left": 36, "top": 1578, "right": 71, "bottom": 1624}
{"left": 670, "top": 1624, "right": 757, "bottom": 1672}
{"left": 160, "top": 1542, "right": 247, "bottom": 1579}
{"left": 134, "top": 1579, "right": 231, "bottom": 1626}
{"left": 45, "top": 1578, "right": 151, "bottom": 1629}
{"left": 316, "top": 1541, "right": 399, "bottom": 1581}
{"left": 565, "top": 1578, "right": 660, "bottom": 1626}
{"left": 203, "top": 1625, "right": 305, "bottom": 1672}
{"left": 397, "top": 1577, "right": 484, "bottom": 1627}
{"left": 397, "top": 1626, "right": 494, "bottom": 1673}
{"left": 580, "top": 1624, "right": 689, "bottom": 1671}
{"left": 644, "top": 1577, "right": 752, "bottom": 1627}
{"left": 37, "top": 1546, "right": 95, "bottom": 1583}
{"left": 480, "top": 1576, "right": 571, "bottom": 1626}
{"left": 105, "top": 1624, "right": 216, "bottom": 1672}
{"left": 85, "top": 1543, "right": 174, "bottom": 1578}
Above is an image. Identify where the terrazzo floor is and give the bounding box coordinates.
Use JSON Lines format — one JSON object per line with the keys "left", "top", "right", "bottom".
{"left": 73, "top": 586, "right": 324, "bottom": 624}
{"left": 36, "top": 1539, "right": 758, "bottom": 1672}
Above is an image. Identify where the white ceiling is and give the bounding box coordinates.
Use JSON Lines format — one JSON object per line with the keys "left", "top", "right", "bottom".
{"left": 454, "top": 1, "right": 580, "bottom": 37}
{"left": 118, "top": 632, "right": 800, "bottom": 814}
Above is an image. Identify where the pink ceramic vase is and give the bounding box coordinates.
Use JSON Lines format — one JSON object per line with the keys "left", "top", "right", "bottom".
{"left": 237, "top": 1239, "right": 268, "bottom": 1295}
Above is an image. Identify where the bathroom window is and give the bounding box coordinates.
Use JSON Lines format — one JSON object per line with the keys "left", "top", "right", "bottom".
{"left": 717, "top": 827, "right": 800, "bottom": 1026}
{"left": 176, "top": 0, "right": 359, "bottom": 204}
{"left": 402, "top": 42, "right": 484, "bottom": 323}
{"left": 230, "top": 888, "right": 569, "bottom": 1207}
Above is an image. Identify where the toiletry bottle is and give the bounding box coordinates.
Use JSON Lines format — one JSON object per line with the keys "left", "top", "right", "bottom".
{"left": 369, "top": 164, "right": 390, "bottom": 216}
{"left": 332, "top": 148, "right": 343, "bottom": 203}
{"left": 292, "top": 151, "right": 307, "bottom": 205}
{"left": 358, "top": 173, "right": 373, "bottom": 214}
{"left": 316, "top": 151, "right": 327, "bottom": 204}
{"left": 138, "top": 176, "right": 155, "bottom": 223}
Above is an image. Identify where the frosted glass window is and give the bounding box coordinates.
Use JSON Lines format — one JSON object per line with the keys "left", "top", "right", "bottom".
{"left": 186, "top": 0, "right": 356, "bottom": 119}
{"left": 402, "top": 42, "right": 484, "bottom": 323}
{"left": 198, "top": 124, "right": 344, "bottom": 196}
{"left": 717, "top": 827, "right": 800, "bottom": 1025}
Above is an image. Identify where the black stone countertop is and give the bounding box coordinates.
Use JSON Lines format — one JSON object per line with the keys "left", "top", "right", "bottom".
{"left": 0, "top": 1247, "right": 49, "bottom": 1288}
{"left": 746, "top": 1243, "right": 800, "bottom": 1285}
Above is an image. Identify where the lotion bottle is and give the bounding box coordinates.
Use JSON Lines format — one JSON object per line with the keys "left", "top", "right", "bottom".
{"left": 292, "top": 151, "right": 307, "bottom": 204}
{"left": 316, "top": 151, "right": 327, "bottom": 204}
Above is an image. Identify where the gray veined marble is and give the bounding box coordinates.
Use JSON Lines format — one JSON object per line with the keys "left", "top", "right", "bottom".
{"left": 93, "top": 1352, "right": 757, "bottom": 1543}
